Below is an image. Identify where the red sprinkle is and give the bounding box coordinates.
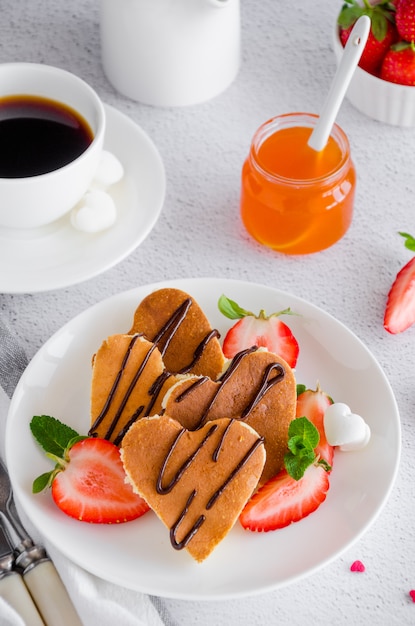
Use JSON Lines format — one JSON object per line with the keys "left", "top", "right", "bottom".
{"left": 350, "top": 560, "right": 365, "bottom": 573}
{"left": 410, "top": 590, "right": 415, "bottom": 603}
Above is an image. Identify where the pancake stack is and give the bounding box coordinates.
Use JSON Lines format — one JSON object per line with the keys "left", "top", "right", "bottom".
{"left": 89, "top": 288, "right": 296, "bottom": 561}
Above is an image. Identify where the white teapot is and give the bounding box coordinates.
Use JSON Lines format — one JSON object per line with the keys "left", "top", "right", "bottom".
{"left": 100, "top": 0, "right": 240, "bottom": 107}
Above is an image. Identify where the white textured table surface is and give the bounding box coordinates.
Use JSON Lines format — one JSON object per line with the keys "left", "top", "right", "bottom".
{"left": 1, "top": 1, "right": 414, "bottom": 625}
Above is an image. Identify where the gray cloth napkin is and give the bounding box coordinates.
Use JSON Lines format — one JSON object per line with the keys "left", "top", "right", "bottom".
{"left": 0, "top": 319, "right": 28, "bottom": 398}
{"left": 0, "top": 317, "right": 179, "bottom": 626}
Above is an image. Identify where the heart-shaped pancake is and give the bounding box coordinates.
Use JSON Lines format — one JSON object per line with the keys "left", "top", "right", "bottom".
{"left": 89, "top": 334, "right": 178, "bottom": 445}
{"left": 162, "top": 348, "right": 296, "bottom": 485}
{"left": 128, "top": 288, "right": 226, "bottom": 380}
{"left": 121, "top": 414, "right": 265, "bottom": 562}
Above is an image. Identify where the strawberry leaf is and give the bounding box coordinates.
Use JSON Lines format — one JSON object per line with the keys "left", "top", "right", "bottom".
{"left": 317, "top": 458, "right": 332, "bottom": 472}
{"left": 296, "top": 383, "right": 307, "bottom": 396}
{"left": 338, "top": 0, "right": 394, "bottom": 40}
{"left": 218, "top": 295, "right": 298, "bottom": 321}
{"left": 32, "top": 471, "right": 53, "bottom": 494}
{"left": 391, "top": 41, "right": 412, "bottom": 52}
{"left": 218, "top": 294, "right": 252, "bottom": 319}
{"left": 338, "top": 5, "right": 364, "bottom": 29}
{"left": 371, "top": 10, "right": 388, "bottom": 41}
{"left": 399, "top": 231, "right": 415, "bottom": 252}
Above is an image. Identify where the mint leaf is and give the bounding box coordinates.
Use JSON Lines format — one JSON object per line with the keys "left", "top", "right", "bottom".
{"left": 288, "top": 416, "right": 319, "bottom": 449}
{"left": 30, "top": 416, "right": 88, "bottom": 494}
{"left": 284, "top": 450, "right": 316, "bottom": 481}
{"left": 30, "top": 415, "right": 79, "bottom": 457}
{"left": 284, "top": 417, "right": 321, "bottom": 480}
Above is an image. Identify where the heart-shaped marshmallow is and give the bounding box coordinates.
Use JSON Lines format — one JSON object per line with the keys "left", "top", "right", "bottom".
{"left": 121, "top": 415, "right": 265, "bottom": 562}
{"left": 324, "top": 402, "right": 371, "bottom": 451}
{"left": 92, "top": 150, "right": 124, "bottom": 188}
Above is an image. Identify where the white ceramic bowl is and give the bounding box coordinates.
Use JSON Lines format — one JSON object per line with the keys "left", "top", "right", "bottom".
{"left": 333, "top": 24, "right": 415, "bottom": 127}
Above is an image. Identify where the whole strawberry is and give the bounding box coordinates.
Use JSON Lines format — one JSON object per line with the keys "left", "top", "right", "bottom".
{"left": 381, "top": 41, "right": 415, "bottom": 84}
{"left": 395, "top": 0, "right": 415, "bottom": 41}
{"left": 338, "top": 0, "right": 398, "bottom": 75}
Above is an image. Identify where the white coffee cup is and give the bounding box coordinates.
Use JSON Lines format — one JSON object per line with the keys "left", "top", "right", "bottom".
{"left": 0, "top": 63, "right": 106, "bottom": 229}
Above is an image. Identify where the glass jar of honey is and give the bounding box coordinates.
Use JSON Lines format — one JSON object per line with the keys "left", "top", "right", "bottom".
{"left": 240, "top": 112, "right": 356, "bottom": 254}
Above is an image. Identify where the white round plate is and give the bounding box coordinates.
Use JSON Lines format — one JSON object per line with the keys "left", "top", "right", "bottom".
{"left": 6, "top": 278, "right": 401, "bottom": 600}
{"left": 0, "top": 105, "right": 165, "bottom": 293}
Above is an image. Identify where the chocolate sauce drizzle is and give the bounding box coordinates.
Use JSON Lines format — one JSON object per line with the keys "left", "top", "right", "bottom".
{"left": 205, "top": 436, "right": 265, "bottom": 510}
{"left": 170, "top": 490, "right": 205, "bottom": 551}
{"left": 175, "top": 376, "right": 209, "bottom": 403}
{"left": 159, "top": 419, "right": 265, "bottom": 551}
{"left": 178, "top": 329, "right": 220, "bottom": 374}
{"left": 152, "top": 298, "right": 192, "bottom": 351}
{"left": 89, "top": 299, "right": 221, "bottom": 442}
{"left": 174, "top": 346, "right": 286, "bottom": 429}
{"left": 241, "top": 362, "right": 285, "bottom": 418}
{"left": 89, "top": 335, "right": 160, "bottom": 441}
{"left": 157, "top": 424, "right": 218, "bottom": 495}
{"left": 151, "top": 298, "right": 220, "bottom": 374}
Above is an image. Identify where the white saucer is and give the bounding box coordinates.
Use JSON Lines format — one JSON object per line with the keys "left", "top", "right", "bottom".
{"left": 0, "top": 105, "right": 165, "bottom": 293}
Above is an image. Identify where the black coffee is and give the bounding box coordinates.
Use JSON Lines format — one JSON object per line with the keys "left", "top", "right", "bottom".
{"left": 0, "top": 95, "right": 94, "bottom": 178}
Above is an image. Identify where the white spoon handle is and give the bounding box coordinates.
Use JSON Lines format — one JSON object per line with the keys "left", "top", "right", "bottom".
{"left": 308, "top": 15, "right": 371, "bottom": 152}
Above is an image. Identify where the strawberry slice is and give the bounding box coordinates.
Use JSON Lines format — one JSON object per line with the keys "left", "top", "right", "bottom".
{"left": 240, "top": 385, "right": 334, "bottom": 532}
{"left": 296, "top": 384, "right": 334, "bottom": 466}
{"left": 384, "top": 256, "right": 415, "bottom": 334}
{"left": 239, "top": 464, "right": 329, "bottom": 531}
{"left": 51, "top": 438, "right": 150, "bottom": 523}
{"left": 218, "top": 295, "right": 299, "bottom": 368}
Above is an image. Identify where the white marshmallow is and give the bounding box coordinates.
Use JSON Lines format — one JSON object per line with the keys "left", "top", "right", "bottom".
{"left": 70, "top": 190, "right": 117, "bottom": 233}
{"left": 91, "top": 150, "right": 124, "bottom": 188}
{"left": 324, "top": 402, "right": 371, "bottom": 452}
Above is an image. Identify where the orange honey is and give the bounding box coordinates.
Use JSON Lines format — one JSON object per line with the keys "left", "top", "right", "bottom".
{"left": 240, "top": 113, "right": 356, "bottom": 254}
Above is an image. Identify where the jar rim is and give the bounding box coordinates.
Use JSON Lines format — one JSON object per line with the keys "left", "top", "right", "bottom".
{"left": 249, "top": 112, "right": 352, "bottom": 186}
